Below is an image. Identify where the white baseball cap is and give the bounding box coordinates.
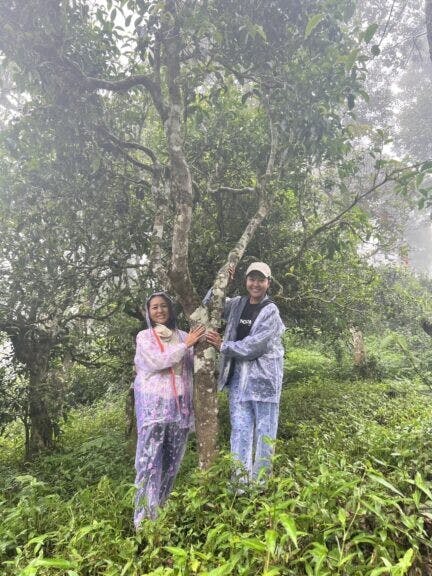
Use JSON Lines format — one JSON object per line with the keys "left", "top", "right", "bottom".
{"left": 245, "top": 262, "right": 271, "bottom": 278}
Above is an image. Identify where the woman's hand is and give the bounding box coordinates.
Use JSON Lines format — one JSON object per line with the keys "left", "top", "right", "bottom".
{"left": 206, "top": 330, "right": 222, "bottom": 351}
{"left": 185, "top": 324, "right": 206, "bottom": 348}
{"left": 228, "top": 263, "right": 236, "bottom": 283}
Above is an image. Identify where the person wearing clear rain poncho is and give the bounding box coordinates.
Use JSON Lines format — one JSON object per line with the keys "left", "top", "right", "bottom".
{"left": 206, "top": 262, "right": 285, "bottom": 483}
{"left": 133, "top": 292, "right": 205, "bottom": 527}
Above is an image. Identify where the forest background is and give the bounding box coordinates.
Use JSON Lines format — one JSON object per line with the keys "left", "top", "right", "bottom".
{"left": 2, "top": 0, "right": 432, "bottom": 574}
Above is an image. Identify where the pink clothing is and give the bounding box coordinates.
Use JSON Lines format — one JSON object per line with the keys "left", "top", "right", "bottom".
{"left": 133, "top": 328, "right": 194, "bottom": 430}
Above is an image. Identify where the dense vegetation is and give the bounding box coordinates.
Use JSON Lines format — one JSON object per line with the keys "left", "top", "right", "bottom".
{"left": 2, "top": 0, "right": 432, "bottom": 573}
{"left": 2, "top": 336, "right": 432, "bottom": 575}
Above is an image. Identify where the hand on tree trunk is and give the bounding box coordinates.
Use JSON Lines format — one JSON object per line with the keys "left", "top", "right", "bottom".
{"left": 185, "top": 324, "right": 206, "bottom": 347}
{"left": 206, "top": 330, "right": 222, "bottom": 351}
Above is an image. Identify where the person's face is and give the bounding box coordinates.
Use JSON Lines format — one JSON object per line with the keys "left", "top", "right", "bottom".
{"left": 148, "top": 296, "right": 170, "bottom": 325}
{"left": 246, "top": 272, "right": 270, "bottom": 303}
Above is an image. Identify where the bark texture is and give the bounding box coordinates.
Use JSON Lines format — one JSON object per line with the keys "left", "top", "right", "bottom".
{"left": 28, "top": 364, "right": 54, "bottom": 456}
{"left": 163, "top": 0, "right": 199, "bottom": 316}
{"left": 426, "top": 0, "right": 432, "bottom": 64}
{"left": 350, "top": 326, "right": 366, "bottom": 367}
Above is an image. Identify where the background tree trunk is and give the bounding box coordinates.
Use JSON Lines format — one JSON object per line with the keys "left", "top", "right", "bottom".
{"left": 28, "top": 364, "right": 54, "bottom": 457}
{"left": 426, "top": 0, "right": 432, "bottom": 64}
{"left": 350, "top": 326, "right": 366, "bottom": 367}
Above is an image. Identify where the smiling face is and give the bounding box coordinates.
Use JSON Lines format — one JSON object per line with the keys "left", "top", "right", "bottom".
{"left": 246, "top": 272, "right": 270, "bottom": 304}
{"left": 148, "top": 295, "right": 171, "bottom": 326}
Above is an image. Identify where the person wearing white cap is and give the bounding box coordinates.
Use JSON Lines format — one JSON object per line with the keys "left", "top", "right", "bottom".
{"left": 206, "top": 262, "right": 285, "bottom": 483}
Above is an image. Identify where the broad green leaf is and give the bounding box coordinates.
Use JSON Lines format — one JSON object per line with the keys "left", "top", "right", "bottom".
{"left": 278, "top": 513, "right": 298, "bottom": 548}
{"left": 265, "top": 529, "right": 277, "bottom": 554}
{"left": 206, "top": 563, "right": 236, "bottom": 576}
{"left": 240, "top": 538, "right": 266, "bottom": 552}
{"left": 367, "top": 473, "right": 404, "bottom": 497}
{"left": 398, "top": 548, "right": 414, "bottom": 571}
{"left": 164, "top": 546, "right": 188, "bottom": 557}
{"left": 414, "top": 472, "right": 432, "bottom": 500}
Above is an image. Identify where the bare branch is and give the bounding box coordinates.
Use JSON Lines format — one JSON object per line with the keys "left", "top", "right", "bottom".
{"left": 285, "top": 163, "right": 425, "bottom": 266}
{"left": 100, "top": 127, "right": 159, "bottom": 164}
{"left": 205, "top": 112, "right": 279, "bottom": 329}
{"left": 209, "top": 186, "right": 256, "bottom": 195}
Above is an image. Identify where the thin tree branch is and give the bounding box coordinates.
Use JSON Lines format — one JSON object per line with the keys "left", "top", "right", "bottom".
{"left": 99, "top": 127, "right": 159, "bottom": 164}
{"left": 209, "top": 186, "right": 256, "bottom": 195}
{"left": 204, "top": 109, "right": 279, "bottom": 329}
{"left": 284, "top": 163, "right": 425, "bottom": 266}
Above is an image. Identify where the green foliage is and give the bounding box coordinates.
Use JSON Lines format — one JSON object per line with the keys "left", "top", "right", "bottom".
{"left": 283, "top": 347, "right": 333, "bottom": 383}
{"left": 2, "top": 372, "right": 432, "bottom": 574}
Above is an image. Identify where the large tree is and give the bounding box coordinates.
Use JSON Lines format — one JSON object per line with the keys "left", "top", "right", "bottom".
{"left": 1, "top": 0, "right": 430, "bottom": 464}
{"left": 0, "top": 97, "right": 153, "bottom": 455}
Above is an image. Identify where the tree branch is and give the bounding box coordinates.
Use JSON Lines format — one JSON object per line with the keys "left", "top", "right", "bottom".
{"left": 99, "top": 127, "right": 159, "bottom": 164}
{"left": 163, "top": 0, "right": 200, "bottom": 315}
{"left": 61, "top": 56, "right": 169, "bottom": 123}
{"left": 203, "top": 110, "right": 279, "bottom": 329}
{"left": 285, "top": 163, "right": 425, "bottom": 266}
{"left": 209, "top": 186, "right": 256, "bottom": 195}
{"left": 149, "top": 167, "right": 171, "bottom": 290}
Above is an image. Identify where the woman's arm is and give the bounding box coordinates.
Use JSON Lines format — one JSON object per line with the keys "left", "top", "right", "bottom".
{"left": 135, "top": 332, "right": 188, "bottom": 372}
{"left": 203, "top": 265, "right": 237, "bottom": 320}
{"left": 135, "top": 326, "right": 206, "bottom": 373}
{"left": 207, "top": 306, "right": 282, "bottom": 361}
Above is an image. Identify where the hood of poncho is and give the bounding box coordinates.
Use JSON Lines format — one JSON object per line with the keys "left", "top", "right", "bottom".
{"left": 145, "top": 291, "right": 177, "bottom": 332}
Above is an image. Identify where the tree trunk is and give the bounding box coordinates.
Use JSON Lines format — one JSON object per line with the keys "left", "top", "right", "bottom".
{"left": 426, "top": 0, "right": 432, "bottom": 65}
{"left": 350, "top": 326, "right": 366, "bottom": 367}
{"left": 27, "top": 366, "right": 55, "bottom": 457}
{"left": 193, "top": 342, "right": 219, "bottom": 469}
{"left": 158, "top": 4, "right": 279, "bottom": 468}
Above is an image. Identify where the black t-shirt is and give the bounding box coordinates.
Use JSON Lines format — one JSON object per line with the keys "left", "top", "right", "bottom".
{"left": 236, "top": 300, "right": 275, "bottom": 341}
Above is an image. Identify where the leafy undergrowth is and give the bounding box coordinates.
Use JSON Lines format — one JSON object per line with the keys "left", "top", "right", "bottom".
{"left": 2, "top": 379, "right": 432, "bottom": 575}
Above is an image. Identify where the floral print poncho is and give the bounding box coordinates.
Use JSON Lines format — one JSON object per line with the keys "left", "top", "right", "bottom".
{"left": 133, "top": 328, "right": 194, "bottom": 431}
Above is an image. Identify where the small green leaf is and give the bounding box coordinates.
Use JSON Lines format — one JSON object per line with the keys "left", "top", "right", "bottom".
{"left": 305, "top": 14, "right": 324, "bottom": 38}
{"left": 363, "top": 23, "right": 379, "bottom": 43}
{"left": 337, "top": 508, "right": 347, "bottom": 527}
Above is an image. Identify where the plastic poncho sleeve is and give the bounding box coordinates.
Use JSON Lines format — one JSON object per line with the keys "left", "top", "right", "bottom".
{"left": 220, "top": 306, "right": 281, "bottom": 361}
{"left": 135, "top": 331, "right": 188, "bottom": 373}
{"left": 202, "top": 288, "right": 237, "bottom": 320}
